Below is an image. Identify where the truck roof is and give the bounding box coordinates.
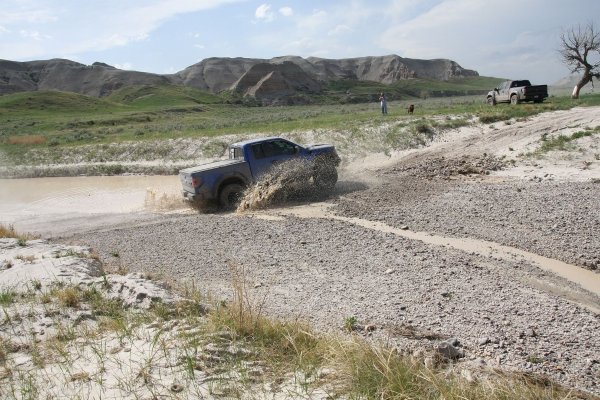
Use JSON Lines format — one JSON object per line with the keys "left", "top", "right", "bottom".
{"left": 229, "top": 136, "right": 286, "bottom": 148}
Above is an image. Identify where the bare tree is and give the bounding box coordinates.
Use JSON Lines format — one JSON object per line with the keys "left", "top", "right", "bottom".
{"left": 559, "top": 22, "right": 600, "bottom": 99}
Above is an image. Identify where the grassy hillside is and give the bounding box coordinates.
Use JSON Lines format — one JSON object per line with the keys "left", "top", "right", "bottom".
{"left": 106, "top": 84, "right": 223, "bottom": 107}
{"left": 0, "top": 90, "right": 116, "bottom": 114}
{"left": 1, "top": 81, "right": 599, "bottom": 171}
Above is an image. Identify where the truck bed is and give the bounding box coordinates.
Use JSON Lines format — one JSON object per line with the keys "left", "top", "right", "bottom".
{"left": 179, "top": 159, "right": 251, "bottom": 200}
{"left": 523, "top": 85, "right": 548, "bottom": 100}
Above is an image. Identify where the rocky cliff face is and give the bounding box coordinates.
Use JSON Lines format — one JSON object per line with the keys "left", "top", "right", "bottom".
{"left": 230, "top": 61, "right": 322, "bottom": 101}
{"left": 174, "top": 54, "right": 478, "bottom": 93}
{"left": 1, "top": 55, "right": 478, "bottom": 101}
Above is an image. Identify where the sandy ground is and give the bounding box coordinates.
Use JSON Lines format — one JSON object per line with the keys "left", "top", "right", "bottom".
{"left": 2, "top": 106, "right": 600, "bottom": 398}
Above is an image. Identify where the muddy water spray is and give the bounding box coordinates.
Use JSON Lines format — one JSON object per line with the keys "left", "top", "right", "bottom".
{"left": 236, "top": 159, "right": 315, "bottom": 213}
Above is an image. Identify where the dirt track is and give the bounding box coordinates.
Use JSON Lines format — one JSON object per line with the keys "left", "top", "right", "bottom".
{"left": 63, "top": 107, "right": 600, "bottom": 395}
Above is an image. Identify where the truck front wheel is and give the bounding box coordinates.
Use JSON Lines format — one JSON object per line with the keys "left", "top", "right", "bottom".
{"left": 510, "top": 95, "right": 519, "bottom": 105}
{"left": 487, "top": 96, "right": 496, "bottom": 106}
{"left": 314, "top": 167, "right": 338, "bottom": 191}
{"left": 219, "top": 183, "right": 245, "bottom": 210}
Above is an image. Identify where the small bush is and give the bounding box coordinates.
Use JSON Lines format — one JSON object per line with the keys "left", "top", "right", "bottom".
{"left": 56, "top": 287, "right": 82, "bottom": 308}
{"left": 0, "top": 224, "right": 36, "bottom": 241}
{"left": 480, "top": 113, "right": 509, "bottom": 124}
{"left": 82, "top": 287, "right": 124, "bottom": 319}
{"left": 344, "top": 316, "right": 358, "bottom": 332}
{"left": 0, "top": 290, "right": 15, "bottom": 306}
{"left": 0, "top": 224, "right": 18, "bottom": 238}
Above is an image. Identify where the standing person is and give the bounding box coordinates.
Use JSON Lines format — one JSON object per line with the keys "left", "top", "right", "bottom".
{"left": 379, "top": 92, "right": 388, "bottom": 115}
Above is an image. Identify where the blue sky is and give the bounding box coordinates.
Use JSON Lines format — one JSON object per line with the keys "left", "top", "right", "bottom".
{"left": 0, "top": 0, "right": 598, "bottom": 84}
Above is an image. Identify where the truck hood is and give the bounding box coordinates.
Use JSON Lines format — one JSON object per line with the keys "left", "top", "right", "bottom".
{"left": 305, "top": 143, "right": 336, "bottom": 153}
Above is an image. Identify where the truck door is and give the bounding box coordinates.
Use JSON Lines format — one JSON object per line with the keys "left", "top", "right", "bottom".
{"left": 248, "top": 139, "right": 298, "bottom": 179}
{"left": 497, "top": 81, "right": 509, "bottom": 102}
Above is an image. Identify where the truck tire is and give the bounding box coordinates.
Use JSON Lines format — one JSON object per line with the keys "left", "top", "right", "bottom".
{"left": 314, "top": 167, "right": 338, "bottom": 191}
{"left": 219, "top": 183, "right": 244, "bottom": 210}
{"left": 487, "top": 96, "right": 496, "bottom": 106}
{"left": 510, "top": 94, "right": 519, "bottom": 105}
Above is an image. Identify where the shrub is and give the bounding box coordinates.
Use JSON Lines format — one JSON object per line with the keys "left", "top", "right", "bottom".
{"left": 479, "top": 113, "right": 509, "bottom": 124}
{"left": 0, "top": 224, "right": 18, "bottom": 238}
{"left": 56, "top": 287, "right": 82, "bottom": 308}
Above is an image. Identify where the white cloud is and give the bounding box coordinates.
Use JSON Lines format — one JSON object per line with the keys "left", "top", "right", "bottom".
{"left": 298, "top": 10, "right": 328, "bottom": 31}
{"left": 328, "top": 25, "right": 351, "bottom": 36}
{"left": 19, "top": 30, "right": 51, "bottom": 41}
{"left": 375, "top": 0, "right": 600, "bottom": 82}
{"left": 255, "top": 4, "right": 274, "bottom": 22}
{"left": 0, "top": 8, "right": 58, "bottom": 24}
{"left": 279, "top": 7, "right": 293, "bottom": 17}
{"left": 0, "top": 0, "right": 245, "bottom": 59}
{"left": 0, "top": 25, "right": 10, "bottom": 34}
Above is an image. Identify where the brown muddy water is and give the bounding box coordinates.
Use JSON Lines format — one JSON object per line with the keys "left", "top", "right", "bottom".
{"left": 0, "top": 175, "right": 187, "bottom": 235}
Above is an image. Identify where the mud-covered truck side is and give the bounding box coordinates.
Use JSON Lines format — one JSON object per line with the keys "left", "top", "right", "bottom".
{"left": 487, "top": 80, "right": 548, "bottom": 105}
{"left": 179, "top": 137, "right": 340, "bottom": 208}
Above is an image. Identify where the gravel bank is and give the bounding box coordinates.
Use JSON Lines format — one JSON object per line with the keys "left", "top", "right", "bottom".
{"left": 335, "top": 174, "right": 600, "bottom": 272}
{"left": 65, "top": 198, "right": 600, "bottom": 395}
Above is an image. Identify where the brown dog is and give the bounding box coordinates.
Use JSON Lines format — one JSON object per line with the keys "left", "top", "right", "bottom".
{"left": 407, "top": 104, "right": 415, "bottom": 114}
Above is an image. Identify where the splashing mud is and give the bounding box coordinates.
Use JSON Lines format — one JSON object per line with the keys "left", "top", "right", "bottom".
{"left": 236, "top": 159, "right": 317, "bottom": 213}
{"left": 143, "top": 188, "right": 189, "bottom": 212}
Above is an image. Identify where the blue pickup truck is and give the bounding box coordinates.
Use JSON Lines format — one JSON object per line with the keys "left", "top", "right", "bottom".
{"left": 179, "top": 137, "right": 341, "bottom": 208}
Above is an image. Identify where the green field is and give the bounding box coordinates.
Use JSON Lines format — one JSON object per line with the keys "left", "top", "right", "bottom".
{"left": 1, "top": 79, "right": 599, "bottom": 177}
{"left": 0, "top": 77, "right": 502, "bottom": 144}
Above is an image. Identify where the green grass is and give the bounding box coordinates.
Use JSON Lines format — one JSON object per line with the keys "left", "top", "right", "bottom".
{"left": 0, "top": 290, "right": 15, "bottom": 306}
{"left": 105, "top": 84, "right": 223, "bottom": 107}
{"left": 533, "top": 126, "right": 600, "bottom": 155}
{"left": 321, "top": 76, "right": 504, "bottom": 103}
{"left": 1, "top": 84, "right": 600, "bottom": 176}
{"left": 0, "top": 90, "right": 115, "bottom": 113}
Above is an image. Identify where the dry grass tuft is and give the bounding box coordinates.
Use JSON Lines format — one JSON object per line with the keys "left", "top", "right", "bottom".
{"left": 208, "top": 263, "right": 323, "bottom": 373}
{"left": 0, "top": 224, "right": 19, "bottom": 239}
{"left": 0, "top": 224, "right": 38, "bottom": 241}
{"left": 55, "top": 287, "right": 82, "bottom": 309}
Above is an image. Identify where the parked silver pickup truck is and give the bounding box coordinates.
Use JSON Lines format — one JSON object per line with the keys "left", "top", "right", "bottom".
{"left": 487, "top": 80, "right": 548, "bottom": 105}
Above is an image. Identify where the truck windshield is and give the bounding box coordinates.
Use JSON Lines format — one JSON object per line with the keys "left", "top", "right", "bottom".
{"left": 229, "top": 147, "right": 244, "bottom": 160}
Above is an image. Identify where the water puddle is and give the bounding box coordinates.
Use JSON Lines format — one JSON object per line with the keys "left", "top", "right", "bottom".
{"left": 0, "top": 175, "right": 188, "bottom": 234}
{"left": 0, "top": 175, "right": 185, "bottom": 215}
{"left": 273, "top": 202, "right": 600, "bottom": 312}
